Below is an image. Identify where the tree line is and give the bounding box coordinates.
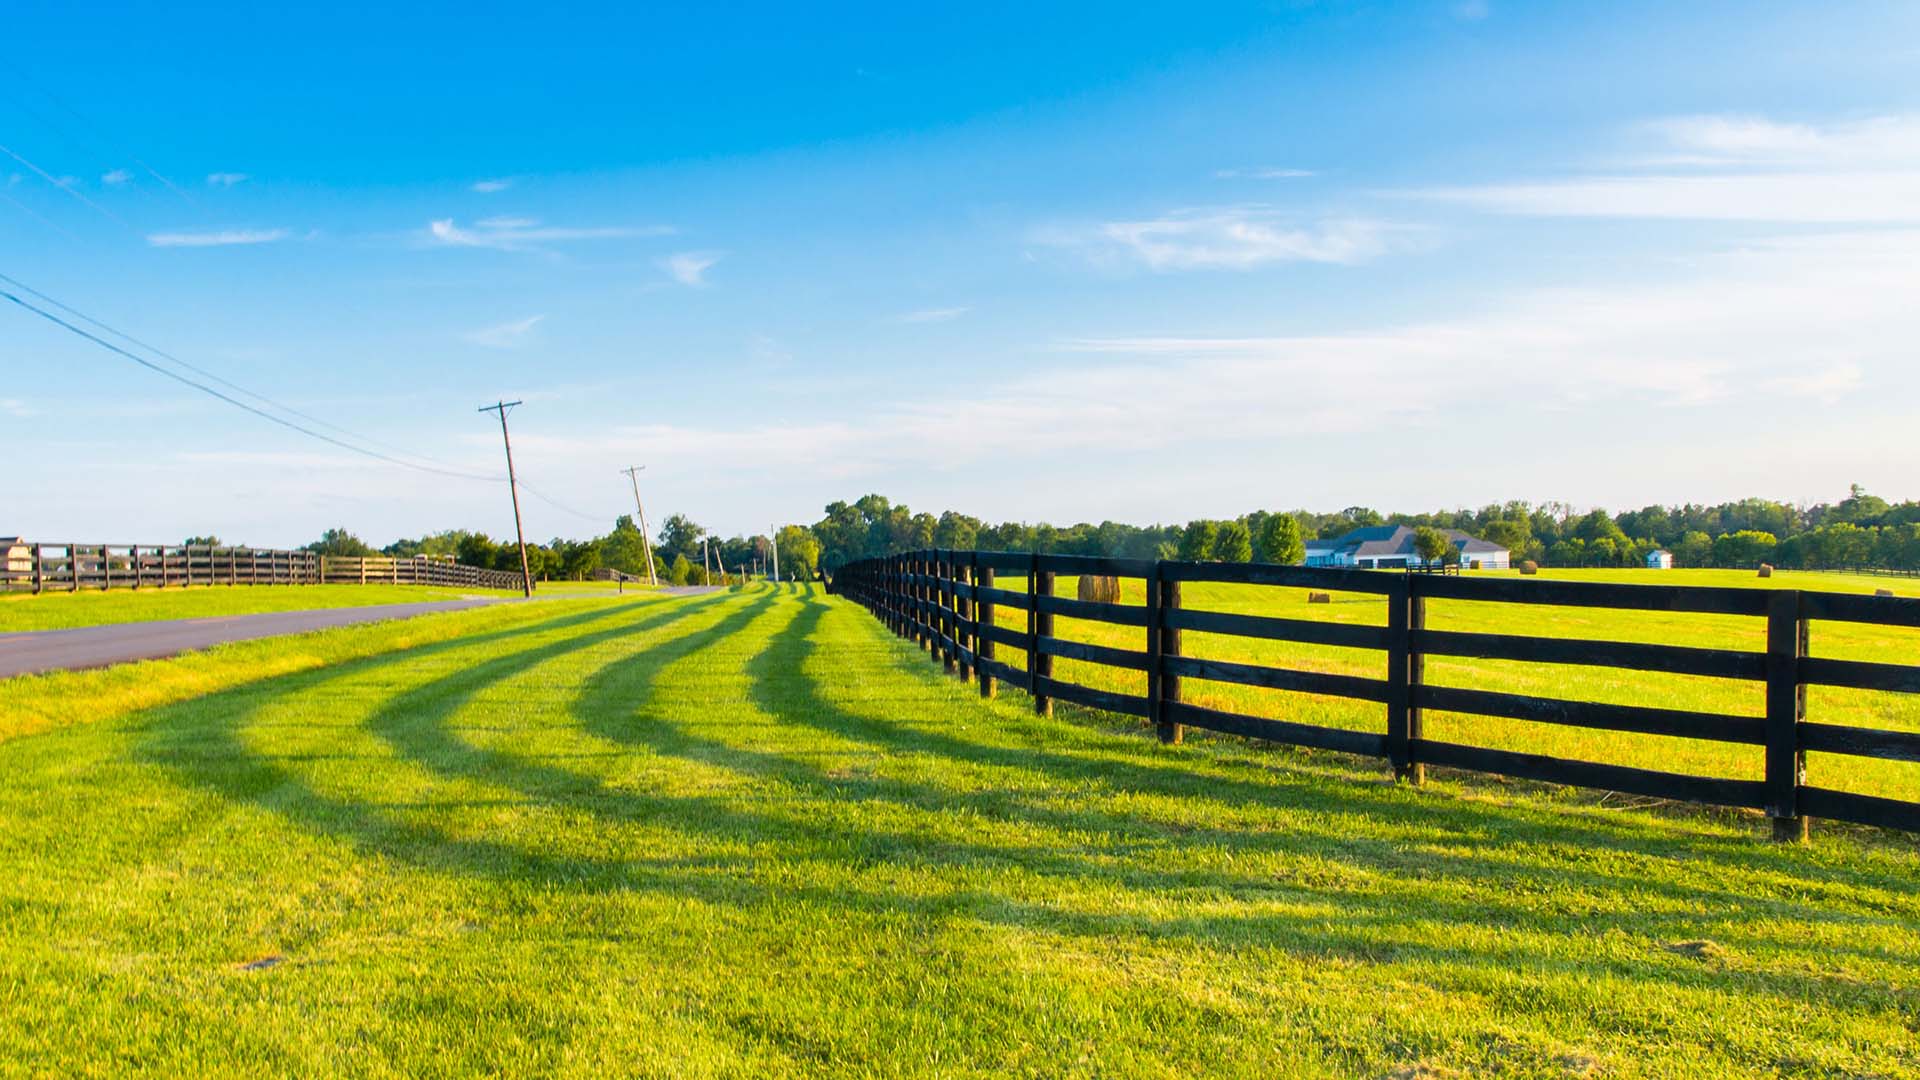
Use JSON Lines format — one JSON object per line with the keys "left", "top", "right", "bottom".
{"left": 285, "top": 514, "right": 797, "bottom": 586}
{"left": 791, "top": 485, "right": 1920, "bottom": 573}
{"left": 212, "top": 483, "right": 1916, "bottom": 585}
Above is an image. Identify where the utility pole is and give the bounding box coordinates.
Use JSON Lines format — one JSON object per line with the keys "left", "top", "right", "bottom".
{"left": 769, "top": 526, "right": 781, "bottom": 583}
{"left": 618, "top": 465, "right": 658, "bottom": 586}
{"left": 478, "top": 400, "right": 533, "bottom": 597}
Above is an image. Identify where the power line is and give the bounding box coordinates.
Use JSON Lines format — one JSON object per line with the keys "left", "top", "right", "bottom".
{"left": 0, "top": 140, "right": 134, "bottom": 230}
{"left": 1, "top": 271, "right": 624, "bottom": 534}
{"left": 0, "top": 54, "right": 201, "bottom": 214}
{"left": 0, "top": 284, "right": 501, "bottom": 481}
{"left": 0, "top": 270, "right": 495, "bottom": 477}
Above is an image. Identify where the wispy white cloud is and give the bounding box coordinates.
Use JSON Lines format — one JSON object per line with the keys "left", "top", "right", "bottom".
{"left": 464, "top": 314, "right": 545, "bottom": 349}
{"left": 471, "top": 178, "right": 513, "bottom": 193}
{"left": 1641, "top": 114, "right": 1920, "bottom": 167}
{"left": 426, "top": 217, "right": 673, "bottom": 252}
{"left": 510, "top": 230, "right": 1919, "bottom": 483}
{"left": 0, "top": 398, "right": 32, "bottom": 418}
{"left": 1213, "top": 167, "right": 1316, "bottom": 180}
{"left": 1763, "top": 362, "right": 1864, "bottom": 404}
{"left": 1404, "top": 113, "right": 1920, "bottom": 222}
{"left": 895, "top": 306, "right": 969, "bottom": 324}
{"left": 661, "top": 250, "right": 721, "bottom": 286}
{"left": 100, "top": 168, "right": 132, "bottom": 186}
{"left": 1048, "top": 206, "right": 1412, "bottom": 270}
{"left": 146, "top": 228, "right": 288, "bottom": 248}
{"left": 206, "top": 172, "right": 248, "bottom": 187}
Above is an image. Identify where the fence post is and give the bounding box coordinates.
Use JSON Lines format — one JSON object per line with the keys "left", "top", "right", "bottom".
{"left": 1765, "top": 590, "right": 1809, "bottom": 843}
{"left": 1157, "top": 567, "right": 1183, "bottom": 745}
{"left": 69, "top": 545, "right": 79, "bottom": 592}
{"left": 1032, "top": 560, "right": 1054, "bottom": 716}
{"left": 956, "top": 555, "right": 974, "bottom": 681}
{"left": 977, "top": 563, "right": 997, "bottom": 698}
{"left": 132, "top": 545, "right": 141, "bottom": 590}
{"left": 31, "top": 543, "right": 42, "bottom": 595}
{"left": 1387, "top": 575, "right": 1426, "bottom": 783}
{"left": 939, "top": 551, "right": 957, "bottom": 674}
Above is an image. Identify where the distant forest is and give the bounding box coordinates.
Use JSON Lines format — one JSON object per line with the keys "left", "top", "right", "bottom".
{"left": 275, "top": 485, "right": 1920, "bottom": 582}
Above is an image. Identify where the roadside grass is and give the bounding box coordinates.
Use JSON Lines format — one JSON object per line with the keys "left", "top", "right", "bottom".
{"left": 0, "top": 582, "right": 1916, "bottom": 1077}
{"left": 0, "top": 582, "right": 520, "bottom": 633}
{"left": 971, "top": 568, "right": 1920, "bottom": 804}
{"left": 0, "top": 594, "right": 662, "bottom": 741}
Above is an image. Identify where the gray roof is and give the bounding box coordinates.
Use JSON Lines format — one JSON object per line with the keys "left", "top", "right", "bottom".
{"left": 1318, "top": 525, "right": 1508, "bottom": 559}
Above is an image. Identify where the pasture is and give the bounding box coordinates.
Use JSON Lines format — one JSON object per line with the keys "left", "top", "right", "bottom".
{"left": 0, "top": 582, "right": 1916, "bottom": 1077}
{"left": 966, "top": 568, "right": 1920, "bottom": 807}
{"left": 0, "top": 582, "right": 512, "bottom": 633}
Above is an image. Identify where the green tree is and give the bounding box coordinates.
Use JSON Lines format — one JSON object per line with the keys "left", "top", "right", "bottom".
{"left": 304, "top": 527, "right": 374, "bottom": 557}
{"left": 1212, "top": 520, "right": 1253, "bottom": 562}
{"left": 933, "top": 511, "right": 980, "bottom": 551}
{"left": 1412, "top": 526, "right": 1450, "bottom": 566}
{"left": 1572, "top": 509, "right": 1629, "bottom": 547}
{"left": 666, "top": 553, "right": 694, "bottom": 586}
{"left": 1712, "top": 529, "right": 1778, "bottom": 568}
{"left": 456, "top": 533, "right": 500, "bottom": 568}
{"left": 1255, "top": 513, "right": 1306, "bottom": 565}
{"left": 182, "top": 535, "right": 223, "bottom": 547}
{"left": 1480, "top": 518, "right": 1532, "bottom": 559}
{"left": 1177, "top": 520, "right": 1219, "bottom": 561}
{"left": 775, "top": 525, "right": 821, "bottom": 580}
{"left": 598, "top": 516, "right": 652, "bottom": 577}
{"left": 656, "top": 514, "right": 706, "bottom": 563}
{"left": 1673, "top": 530, "right": 1712, "bottom": 567}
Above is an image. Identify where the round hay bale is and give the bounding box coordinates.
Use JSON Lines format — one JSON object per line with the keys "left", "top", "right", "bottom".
{"left": 1307, "top": 591, "right": 1332, "bottom": 604}
{"left": 1757, "top": 564, "right": 1774, "bottom": 578}
{"left": 1518, "top": 560, "right": 1539, "bottom": 576}
{"left": 1077, "top": 575, "right": 1120, "bottom": 604}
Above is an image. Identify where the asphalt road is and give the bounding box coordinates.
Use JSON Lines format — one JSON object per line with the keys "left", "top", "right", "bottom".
{"left": 0, "top": 598, "right": 507, "bottom": 680}
{"left": 0, "top": 586, "right": 734, "bottom": 681}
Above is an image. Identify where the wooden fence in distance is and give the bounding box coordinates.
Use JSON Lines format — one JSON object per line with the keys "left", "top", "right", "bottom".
{"left": 834, "top": 549, "right": 1920, "bottom": 841}
{"left": 2, "top": 542, "right": 525, "bottom": 593}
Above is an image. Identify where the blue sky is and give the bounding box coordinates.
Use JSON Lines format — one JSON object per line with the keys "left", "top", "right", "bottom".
{"left": 4, "top": 1, "right": 1919, "bottom": 546}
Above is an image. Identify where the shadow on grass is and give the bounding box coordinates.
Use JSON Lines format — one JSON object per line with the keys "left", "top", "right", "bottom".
{"left": 130, "top": 582, "right": 1918, "bottom": 999}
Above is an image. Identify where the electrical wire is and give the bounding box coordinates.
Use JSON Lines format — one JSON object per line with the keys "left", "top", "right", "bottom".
{"left": 0, "top": 270, "right": 496, "bottom": 477}
{"left": 2, "top": 271, "right": 626, "bottom": 532}
{"left": 0, "top": 140, "right": 134, "bottom": 230}
{"left": 1, "top": 285, "right": 501, "bottom": 482}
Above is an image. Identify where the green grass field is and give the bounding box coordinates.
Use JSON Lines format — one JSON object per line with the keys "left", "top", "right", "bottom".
{"left": 0, "top": 583, "right": 1916, "bottom": 1077}
{"left": 969, "top": 568, "right": 1920, "bottom": 805}
{"left": 0, "top": 582, "right": 515, "bottom": 632}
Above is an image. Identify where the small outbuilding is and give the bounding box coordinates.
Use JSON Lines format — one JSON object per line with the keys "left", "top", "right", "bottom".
{"left": 1646, "top": 549, "right": 1674, "bottom": 570}
{"left": 1, "top": 538, "right": 31, "bottom": 588}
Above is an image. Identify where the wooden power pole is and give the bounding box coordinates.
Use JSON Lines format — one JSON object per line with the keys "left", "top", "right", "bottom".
{"left": 478, "top": 400, "right": 533, "bottom": 597}
{"left": 619, "top": 465, "right": 658, "bottom": 586}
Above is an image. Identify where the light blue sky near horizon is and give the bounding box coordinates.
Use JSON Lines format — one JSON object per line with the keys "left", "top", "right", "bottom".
{"left": 4, "top": 2, "right": 1918, "bottom": 547}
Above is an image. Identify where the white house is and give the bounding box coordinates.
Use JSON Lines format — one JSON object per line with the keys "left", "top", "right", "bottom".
{"left": 1303, "top": 525, "right": 1510, "bottom": 570}
{"left": 1646, "top": 549, "right": 1674, "bottom": 570}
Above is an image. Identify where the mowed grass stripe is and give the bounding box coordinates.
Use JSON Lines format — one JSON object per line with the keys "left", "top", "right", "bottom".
{"left": 0, "top": 583, "right": 1916, "bottom": 1077}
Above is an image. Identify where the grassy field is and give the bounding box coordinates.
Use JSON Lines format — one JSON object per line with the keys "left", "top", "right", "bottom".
{"left": 0, "top": 582, "right": 516, "bottom": 632}
{"left": 967, "top": 567, "right": 1920, "bottom": 805}
{"left": 0, "top": 582, "right": 1916, "bottom": 1077}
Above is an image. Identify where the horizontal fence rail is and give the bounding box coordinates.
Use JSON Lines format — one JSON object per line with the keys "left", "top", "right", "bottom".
{"left": 833, "top": 549, "right": 1920, "bottom": 841}
{"left": 1, "top": 542, "right": 525, "bottom": 593}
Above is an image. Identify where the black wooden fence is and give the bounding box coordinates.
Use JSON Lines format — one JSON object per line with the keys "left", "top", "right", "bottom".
{"left": 835, "top": 550, "right": 1920, "bottom": 841}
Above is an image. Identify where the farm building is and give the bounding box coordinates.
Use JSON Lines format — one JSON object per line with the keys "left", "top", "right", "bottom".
{"left": 1, "top": 538, "right": 29, "bottom": 585}
{"left": 1303, "top": 525, "right": 1510, "bottom": 570}
{"left": 1647, "top": 549, "right": 1674, "bottom": 569}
